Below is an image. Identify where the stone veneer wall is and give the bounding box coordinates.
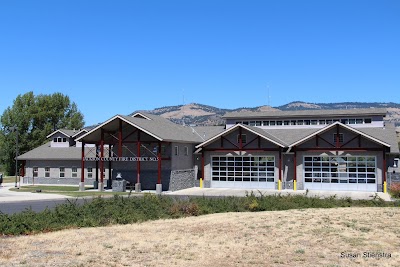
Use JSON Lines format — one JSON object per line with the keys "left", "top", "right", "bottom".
{"left": 169, "top": 169, "right": 195, "bottom": 191}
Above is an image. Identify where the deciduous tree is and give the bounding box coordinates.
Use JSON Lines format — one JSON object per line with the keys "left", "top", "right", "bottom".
{"left": 0, "top": 92, "right": 84, "bottom": 175}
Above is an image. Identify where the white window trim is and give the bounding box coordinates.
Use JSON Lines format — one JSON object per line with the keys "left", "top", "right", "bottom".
{"left": 59, "top": 167, "right": 65, "bottom": 178}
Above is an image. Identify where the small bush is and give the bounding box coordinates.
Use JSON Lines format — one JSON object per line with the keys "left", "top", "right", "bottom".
{"left": 389, "top": 183, "right": 400, "bottom": 198}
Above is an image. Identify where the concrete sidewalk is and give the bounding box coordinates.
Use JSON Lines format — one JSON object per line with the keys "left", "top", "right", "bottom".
{"left": 0, "top": 183, "right": 68, "bottom": 203}
{"left": 165, "top": 187, "right": 393, "bottom": 201}
{"left": 0, "top": 182, "right": 394, "bottom": 202}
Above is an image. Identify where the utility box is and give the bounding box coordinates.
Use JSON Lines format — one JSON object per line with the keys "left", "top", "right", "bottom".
{"left": 112, "top": 179, "right": 127, "bottom": 192}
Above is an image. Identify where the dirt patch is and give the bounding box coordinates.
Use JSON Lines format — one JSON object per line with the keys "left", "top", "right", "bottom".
{"left": 0, "top": 207, "right": 399, "bottom": 267}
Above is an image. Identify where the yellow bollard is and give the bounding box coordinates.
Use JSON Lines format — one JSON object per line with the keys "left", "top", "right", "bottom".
{"left": 294, "top": 180, "right": 297, "bottom": 191}
{"left": 383, "top": 181, "right": 387, "bottom": 193}
{"left": 278, "top": 180, "right": 281, "bottom": 190}
{"left": 200, "top": 178, "right": 203, "bottom": 188}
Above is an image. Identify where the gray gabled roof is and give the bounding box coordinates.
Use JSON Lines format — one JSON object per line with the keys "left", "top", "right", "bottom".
{"left": 223, "top": 108, "right": 388, "bottom": 119}
{"left": 77, "top": 112, "right": 221, "bottom": 144}
{"left": 288, "top": 122, "right": 391, "bottom": 149}
{"left": 17, "top": 142, "right": 82, "bottom": 160}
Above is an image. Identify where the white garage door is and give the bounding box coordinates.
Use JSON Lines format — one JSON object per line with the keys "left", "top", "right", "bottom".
{"left": 211, "top": 156, "right": 276, "bottom": 189}
{"left": 303, "top": 156, "right": 377, "bottom": 191}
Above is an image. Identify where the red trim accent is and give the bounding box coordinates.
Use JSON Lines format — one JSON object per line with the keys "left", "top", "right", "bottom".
{"left": 118, "top": 119, "right": 123, "bottom": 157}
{"left": 242, "top": 135, "right": 260, "bottom": 149}
{"left": 203, "top": 148, "right": 281, "bottom": 152}
{"left": 221, "top": 136, "right": 239, "bottom": 149}
{"left": 100, "top": 130, "right": 104, "bottom": 184}
{"left": 137, "top": 131, "right": 141, "bottom": 184}
{"left": 340, "top": 134, "right": 360, "bottom": 148}
{"left": 157, "top": 142, "right": 162, "bottom": 184}
{"left": 81, "top": 143, "right": 85, "bottom": 183}
{"left": 296, "top": 148, "right": 384, "bottom": 152}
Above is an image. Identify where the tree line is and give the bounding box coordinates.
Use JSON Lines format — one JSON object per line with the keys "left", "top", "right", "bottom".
{"left": 0, "top": 92, "right": 84, "bottom": 175}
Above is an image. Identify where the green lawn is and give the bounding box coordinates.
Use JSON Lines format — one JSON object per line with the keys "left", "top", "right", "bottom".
{"left": 1, "top": 175, "right": 18, "bottom": 183}
{"left": 8, "top": 185, "right": 136, "bottom": 197}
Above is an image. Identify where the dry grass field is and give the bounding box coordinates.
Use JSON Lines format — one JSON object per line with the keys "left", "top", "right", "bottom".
{"left": 0, "top": 207, "right": 399, "bottom": 267}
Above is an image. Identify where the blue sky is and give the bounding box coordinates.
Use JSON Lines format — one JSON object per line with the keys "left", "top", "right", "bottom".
{"left": 0, "top": 0, "right": 399, "bottom": 126}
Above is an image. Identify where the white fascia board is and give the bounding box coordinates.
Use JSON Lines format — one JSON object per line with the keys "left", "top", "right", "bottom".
{"left": 46, "top": 129, "right": 71, "bottom": 139}
{"left": 72, "top": 129, "right": 88, "bottom": 138}
{"left": 195, "top": 124, "right": 285, "bottom": 149}
{"left": 76, "top": 115, "right": 163, "bottom": 143}
{"left": 288, "top": 122, "right": 391, "bottom": 148}
{"left": 131, "top": 112, "right": 152, "bottom": 120}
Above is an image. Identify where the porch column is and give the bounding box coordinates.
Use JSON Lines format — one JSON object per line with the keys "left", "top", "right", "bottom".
{"left": 99, "top": 129, "right": 104, "bottom": 191}
{"left": 108, "top": 144, "right": 112, "bottom": 189}
{"left": 278, "top": 148, "right": 282, "bottom": 190}
{"left": 201, "top": 150, "right": 205, "bottom": 188}
{"left": 79, "top": 142, "right": 85, "bottom": 191}
{"left": 383, "top": 149, "right": 387, "bottom": 193}
{"left": 293, "top": 148, "right": 297, "bottom": 191}
{"left": 95, "top": 144, "right": 99, "bottom": 185}
{"left": 118, "top": 119, "right": 123, "bottom": 157}
{"left": 156, "top": 141, "right": 162, "bottom": 194}
{"left": 135, "top": 131, "right": 141, "bottom": 192}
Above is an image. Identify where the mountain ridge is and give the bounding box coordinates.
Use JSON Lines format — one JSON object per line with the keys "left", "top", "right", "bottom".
{"left": 135, "top": 101, "right": 400, "bottom": 126}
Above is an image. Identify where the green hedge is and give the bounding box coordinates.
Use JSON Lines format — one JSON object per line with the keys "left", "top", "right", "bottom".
{"left": 0, "top": 193, "right": 398, "bottom": 236}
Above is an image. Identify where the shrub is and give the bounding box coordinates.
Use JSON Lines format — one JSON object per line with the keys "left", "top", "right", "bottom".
{"left": 389, "top": 182, "right": 400, "bottom": 198}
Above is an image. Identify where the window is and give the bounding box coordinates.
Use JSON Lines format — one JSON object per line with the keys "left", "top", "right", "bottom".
{"left": 263, "top": 121, "right": 269, "bottom": 126}
{"left": 304, "top": 120, "right": 311, "bottom": 125}
{"left": 237, "top": 134, "right": 247, "bottom": 144}
{"left": 303, "top": 156, "right": 376, "bottom": 184}
{"left": 211, "top": 156, "right": 275, "bottom": 182}
{"left": 53, "top": 138, "right": 58, "bottom": 142}
{"left": 242, "top": 121, "right": 249, "bottom": 125}
{"left": 184, "top": 146, "right": 189, "bottom": 156}
{"left": 284, "top": 120, "right": 290, "bottom": 125}
{"left": 297, "top": 120, "right": 304, "bottom": 125}
{"left": 255, "top": 121, "right": 262, "bottom": 126}
{"left": 349, "top": 119, "right": 356, "bottom": 124}
{"left": 33, "top": 167, "right": 38, "bottom": 177}
{"left": 87, "top": 167, "right": 93, "bottom": 178}
{"left": 269, "top": 121, "right": 276, "bottom": 126}
{"left": 290, "top": 120, "right": 297, "bottom": 125}
{"left": 276, "top": 121, "right": 283, "bottom": 125}
{"left": 174, "top": 146, "right": 179, "bottom": 156}
{"left": 364, "top": 118, "right": 372, "bottom": 124}
{"left": 59, "top": 167, "right": 65, "bottom": 178}
{"left": 72, "top": 167, "right": 77, "bottom": 178}
{"left": 57, "top": 137, "right": 62, "bottom": 142}
{"left": 249, "top": 121, "right": 256, "bottom": 126}
{"left": 319, "top": 120, "right": 326, "bottom": 125}
{"left": 45, "top": 167, "right": 50, "bottom": 177}
{"left": 311, "top": 120, "right": 318, "bottom": 125}
{"left": 63, "top": 137, "right": 67, "bottom": 142}
{"left": 333, "top": 133, "right": 344, "bottom": 143}
{"left": 356, "top": 118, "right": 363, "bottom": 124}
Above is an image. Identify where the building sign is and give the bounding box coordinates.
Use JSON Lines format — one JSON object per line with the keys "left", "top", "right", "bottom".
{"left": 83, "top": 157, "right": 159, "bottom": 162}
